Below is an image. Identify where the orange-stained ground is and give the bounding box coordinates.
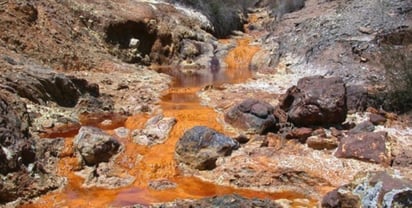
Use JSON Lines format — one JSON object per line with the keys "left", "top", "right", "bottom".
{"left": 21, "top": 36, "right": 314, "bottom": 208}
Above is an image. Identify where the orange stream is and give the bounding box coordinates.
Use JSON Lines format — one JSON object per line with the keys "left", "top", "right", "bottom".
{"left": 22, "top": 37, "right": 310, "bottom": 207}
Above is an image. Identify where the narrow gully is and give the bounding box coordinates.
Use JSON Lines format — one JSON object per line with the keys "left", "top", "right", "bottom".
{"left": 22, "top": 37, "right": 313, "bottom": 208}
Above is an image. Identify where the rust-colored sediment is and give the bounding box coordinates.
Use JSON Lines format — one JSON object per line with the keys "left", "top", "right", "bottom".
{"left": 21, "top": 36, "right": 314, "bottom": 208}
{"left": 224, "top": 37, "right": 260, "bottom": 83}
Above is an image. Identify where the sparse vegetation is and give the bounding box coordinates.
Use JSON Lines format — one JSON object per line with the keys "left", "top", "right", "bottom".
{"left": 168, "top": 0, "right": 255, "bottom": 37}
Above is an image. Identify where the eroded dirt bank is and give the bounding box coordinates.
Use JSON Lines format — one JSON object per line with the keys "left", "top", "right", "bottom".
{"left": 1, "top": 0, "right": 412, "bottom": 207}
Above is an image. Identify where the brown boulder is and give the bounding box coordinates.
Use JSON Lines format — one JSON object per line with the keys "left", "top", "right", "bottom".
{"left": 281, "top": 76, "right": 347, "bottom": 127}
{"left": 335, "top": 131, "right": 390, "bottom": 164}
{"left": 225, "top": 99, "right": 278, "bottom": 134}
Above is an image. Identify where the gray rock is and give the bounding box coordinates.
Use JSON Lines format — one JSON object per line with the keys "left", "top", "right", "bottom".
{"left": 148, "top": 179, "right": 177, "bottom": 191}
{"left": 74, "top": 126, "right": 122, "bottom": 166}
{"left": 349, "top": 121, "right": 375, "bottom": 134}
{"left": 132, "top": 114, "right": 176, "bottom": 146}
{"left": 175, "top": 126, "right": 239, "bottom": 170}
{"left": 224, "top": 99, "right": 278, "bottom": 134}
{"left": 369, "top": 113, "right": 387, "bottom": 125}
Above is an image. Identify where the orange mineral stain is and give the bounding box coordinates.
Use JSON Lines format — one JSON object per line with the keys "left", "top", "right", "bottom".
{"left": 21, "top": 36, "right": 316, "bottom": 208}
{"left": 224, "top": 37, "right": 260, "bottom": 83}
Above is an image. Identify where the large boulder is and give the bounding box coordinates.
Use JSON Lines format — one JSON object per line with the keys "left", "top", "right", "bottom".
{"left": 335, "top": 131, "right": 390, "bottom": 164}
{"left": 224, "top": 99, "right": 278, "bottom": 134}
{"left": 74, "top": 127, "right": 122, "bottom": 166}
{"left": 322, "top": 171, "right": 412, "bottom": 208}
{"left": 175, "top": 126, "right": 239, "bottom": 170}
{"left": 281, "top": 76, "right": 347, "bottom": 127}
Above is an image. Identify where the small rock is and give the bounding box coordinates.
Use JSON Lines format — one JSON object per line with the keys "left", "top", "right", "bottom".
{"left": 359, "top": 26, "right": 374, "bottom": 34}
{"left": 306, "top": 136, "right": 338, "bottom": 150}
{"left": 148, "top": 179, "right": 177, "bottom": 191}
{"left": 349, "top": 121, "right": 375, "bottom": 134}
{"left": 369, "top": 113, "right": 386, "bottom": 125}
{"left": 286, "top": 127, "right": 313, "bottom": 142}
{"left": 114, "top": 127, "right": 130, "bottom": 139}
{"left": 233, "top": 135, "right": 250, "bottom": 144}
{"left": 129, "top": 38, "right": 140, "bottom": 48}
{"left": 175, "top": 126, "right": 239, "bottom": 170}
{"left": 312, "top": 128, "right": 326, "bottom": 137}
{"left": 117, "top": 83, "right": 129, "bottom": 90}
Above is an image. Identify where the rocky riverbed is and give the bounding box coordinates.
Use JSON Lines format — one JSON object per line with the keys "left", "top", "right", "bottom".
{"left": 1, "top": 0, "right": 411, "bottom": 207}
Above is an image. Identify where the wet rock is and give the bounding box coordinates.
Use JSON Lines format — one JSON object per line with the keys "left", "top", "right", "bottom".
{"left": 132, "top": 114, "right": 176, "bottom": 146}
{"left": 148, "top": 179, "right": 177, "bottom": 191}
{"left": 224, "top": 99, "right": 278, "bottom": 134}
{"left": 74, "top": 127, "right": 122, "bottom": 166}
{"left": 346, "top": 85, "right": 368, "bottom": 113}
{"left": 322, "top": 171, "right": 412, "bottom": 208}
{"left": 306, "top": 135, "right": 338, "bottom": 150}
{"left": 282, "top": 76, "right": 347, "bottom": 127}
{"left": 175, "top": 126, "right": 239, "bottom": 170}
{"left": 348, "top": 120, "right": 375, "bottom": 134}
{"left": 335, "top": 131, "right": 390, "bottom": 164}
{"left": 369, "top": 113, "right": 387, "bottom": 125}
{"left": 168, "top": 194, "right": 282, "bottom": 208}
